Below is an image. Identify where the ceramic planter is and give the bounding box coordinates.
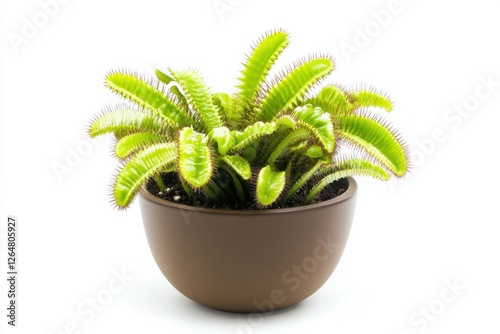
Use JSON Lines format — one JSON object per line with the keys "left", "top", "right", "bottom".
{"left": 139, "top": 177, "right": 358, "bottom": 313}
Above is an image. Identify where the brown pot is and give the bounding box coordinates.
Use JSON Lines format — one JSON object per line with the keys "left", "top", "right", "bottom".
{"left": 139, "top": 177, "right": 357, "bottom": 313}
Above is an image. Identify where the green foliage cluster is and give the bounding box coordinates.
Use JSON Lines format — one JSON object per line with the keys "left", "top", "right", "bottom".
{"left": 89, "top": 29, "right": 408, "bottom": 209}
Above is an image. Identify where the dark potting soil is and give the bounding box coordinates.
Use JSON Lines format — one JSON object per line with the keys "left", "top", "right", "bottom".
{"left": 146, "top": 173, "right": 347, "bottom": 210}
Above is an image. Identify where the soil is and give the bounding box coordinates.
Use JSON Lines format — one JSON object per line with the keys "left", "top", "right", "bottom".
{"left": 146, "top": 173, "right": 347, "bottom": 210}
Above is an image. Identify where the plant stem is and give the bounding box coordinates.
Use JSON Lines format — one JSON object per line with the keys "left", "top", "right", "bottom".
{"left": 284, "top": 159, "right": 324, "bottom": 203}
{"left": 221, "top": 166, "right": 246, "bottom": 204}
{"left": 181, "top": 179, "right": 195, "bottom": 199}
{"left": 201, "top": 185, "right": 220, "bottom": 205}
{"left": 267, "top": 128, "right": 309, "bottom": 166}
{"left": 202, "top": 182, "right": 231, "bottom": 205}
{"left": 304, "top": 170, "right": 343, "bottom": 204}
{"left": 155, "top": 174, "right": 166, "bottom": 191}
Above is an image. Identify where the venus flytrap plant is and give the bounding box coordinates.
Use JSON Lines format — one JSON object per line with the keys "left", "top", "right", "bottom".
{"left": 89, "top": 29, "right": 409, "bottom": 209}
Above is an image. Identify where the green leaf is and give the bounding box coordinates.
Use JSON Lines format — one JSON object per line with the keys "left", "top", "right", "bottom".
{"left": 351, "top": 89, "right": 392, "bottom": 112}
{"left": 178, "top": 127, "right": 213, "bottom": 188}
{"left": 338, "top": 115, "right": 407, "bottom": 176}
{"left": 305, "top": 145, "right": 325, "bottom": 159}
{"left": 293, "top": 105, "right": 335, "bottom": 152}
{"left": 89, "top": 109, "right": 166, "bottom": 138}
{"left": 168, "top": 85, "right": 189, "bottom": 112}
{"left": 289, "top": 141, "right": 308, "bottom": 153}
{"left": 222, "top": 155, "right": 251, "bottom": 180}
{"left": 305, "top": 159, "right": 390, "bottom": 203}
{"left": 212, "top": 92, "right": 232, "bottom": 120}
{"left": 106, "top": 71, "right": 193, "bottom": 128}
{"left": 230, "top": 121, "right": 278, "bottom": 152}
{"left": 309, "top": 86, "right": 392, "bottom": 114}
{"left": 275, "top": 115, "right": 296, "bottom": 129}
{"left": 114, "top": 143, "right": 177, "bottom": 207}
{"left": 284, "top": 159, "right": 325, "bottom": 203}
{"left": 219, "top": 165, "right": 246, "bottom": 204}
{"left": 155, "top": 69, "right": 175, "bottom": 85}
{"left": 308, "top": 85, "right": 353, "bottom": 115}
{"left": 210, "top": 126, "right": 234, "bottom": 155}
{"left": 156, "top": 70, "right": 188, "bottom": 109}
{"left": 256, "top": 165, "right": 286, "bottom": 206}
{"left": 267, "top": 128, "right": 310, "bottom": 166}
{"left": 169, "top": 69, "right": 222, "bottom": 131}
{"left": 115, "top": 133, "right": 165, "bottom": 159}
{"left": 232, "top": 30, "right": 290, "bottom": 120}
{"left": 242, "top": 145, "right": 257, "bottom": 163}
{"left": 259, "top": 57, "right": 335, "bottom": 121}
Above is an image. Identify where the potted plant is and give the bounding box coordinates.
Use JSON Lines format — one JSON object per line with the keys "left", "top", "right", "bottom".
{"left": 88, "top": 29, "right": 408, "bottom": 313}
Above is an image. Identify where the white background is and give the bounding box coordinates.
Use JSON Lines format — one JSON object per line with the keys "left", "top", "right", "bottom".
{"left": 1, "top": 0, "right": 499, "bottom": 333}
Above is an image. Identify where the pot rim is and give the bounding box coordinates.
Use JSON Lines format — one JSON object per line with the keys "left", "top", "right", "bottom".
{"left": 139, "top": 176, "right": 357, "bottom": 215}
